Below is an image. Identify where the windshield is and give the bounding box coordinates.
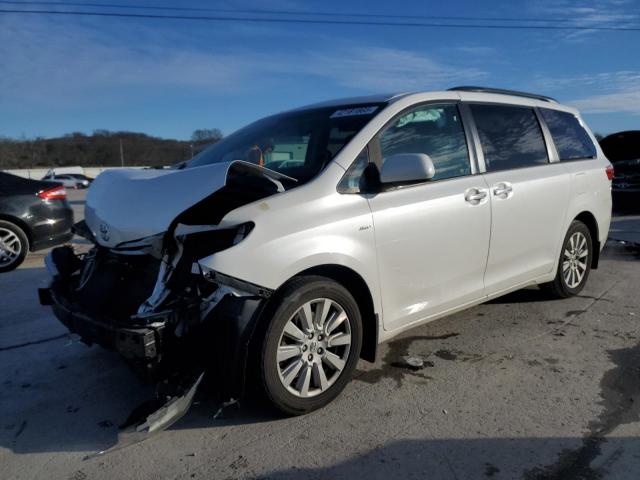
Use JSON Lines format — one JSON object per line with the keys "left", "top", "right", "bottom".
{"left": 182, "top": 104, "right": 384, "bottom": 184}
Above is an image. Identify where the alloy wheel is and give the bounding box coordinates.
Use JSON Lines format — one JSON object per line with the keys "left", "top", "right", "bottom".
{"left": 276, "top": 298, "right": 352, "bottom": 398}
{"left": 562, "top": 231, "right": 589, "bottom": 289}
{"left": 0, "top": 227, "right": 22, "bottom": 268}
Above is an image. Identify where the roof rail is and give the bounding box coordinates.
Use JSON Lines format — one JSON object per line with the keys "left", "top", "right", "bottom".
{"left": 448, "top": 86, "right": 557, "bottom": 103}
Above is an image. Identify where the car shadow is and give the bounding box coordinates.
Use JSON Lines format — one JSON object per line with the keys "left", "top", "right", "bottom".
{"left": 255, "top": 338, "right": 640, "bottom": 479}
{"left": 3, "top": 336, "right": 637, "bottom": 479}
{"left": 1, "top": 339, "right": 151, "bottom": 454}
{"left": 257, "top": 436, "right": 640, "bottom": 479}
{"left": 0, "top": 335, "right": 277, "bottom": 455}
{"left": 610, "top": 216, "right": 640, "bottom": 230}
{"left": 604, "top": 239, "right": 640, "bottom": 261}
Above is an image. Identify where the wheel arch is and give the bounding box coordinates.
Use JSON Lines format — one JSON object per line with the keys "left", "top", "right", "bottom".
{"left": 276, "top": 264, "right": 379, "bottom": 363}
{"left": 574, "top": 211, "right": 600, "bottom": 269}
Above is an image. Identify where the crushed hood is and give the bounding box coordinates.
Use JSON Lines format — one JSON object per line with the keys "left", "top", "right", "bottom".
{"left": 85, "top": 161, "right": 291, "bottom": 248}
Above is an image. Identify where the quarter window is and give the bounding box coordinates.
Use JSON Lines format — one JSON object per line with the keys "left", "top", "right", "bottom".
{"left": 338, "top": 148, "right": 370, "bottom": 193}
{"left": 539, "top": 108, "right": 596, "bottom": 160}
{"left": 379, "top": 104, "right": 471, "bottom": 181}
{"left": 470, "top": 104, "right": 549, "bottom": 172}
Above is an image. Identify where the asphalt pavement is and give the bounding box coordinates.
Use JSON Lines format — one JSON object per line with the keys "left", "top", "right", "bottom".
{"left": 1, "top": 190, "right": 639, "bottom": 480}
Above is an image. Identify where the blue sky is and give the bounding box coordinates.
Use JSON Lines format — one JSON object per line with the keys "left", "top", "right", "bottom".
{"left": 0, "top": 0, "right": 639, "bottom": 140}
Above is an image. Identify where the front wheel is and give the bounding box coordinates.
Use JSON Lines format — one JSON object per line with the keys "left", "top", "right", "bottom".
{"left": 541, "top": 220, "right": 593, "bottom": 298}
{"left": 258, "top": 276, "right": 362, "bottom": 415}
{"left": 0, "top": 220, "right": 29, "bottom": 273}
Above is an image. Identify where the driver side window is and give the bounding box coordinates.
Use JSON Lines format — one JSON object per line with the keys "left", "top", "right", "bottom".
{"left": 379, "top": 104, "right": 471, "bottom": 181}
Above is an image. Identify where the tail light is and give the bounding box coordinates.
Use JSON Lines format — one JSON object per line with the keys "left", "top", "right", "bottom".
{"left": 38, "top": 186, "right": 67, "bottom": 200}
{"left": 605, "top": 164, "right": 615, "bottom": 180}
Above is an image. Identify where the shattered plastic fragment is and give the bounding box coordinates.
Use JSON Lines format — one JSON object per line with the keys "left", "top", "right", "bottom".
{"left": 134, "top": 373, "right": 204, "bottom": 434}
{"left": 87, "top": 372, "right": 204, "bottom": 458}
{"left": 213, "top": 398, "right": 239, "bottom": 419}
{"left": 402, "top": 355, "right": 426, "bottom": 370}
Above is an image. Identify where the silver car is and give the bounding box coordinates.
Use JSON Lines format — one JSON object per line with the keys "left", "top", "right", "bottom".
{"left": 42, "top": 173, "right": 89, "bottom": 189}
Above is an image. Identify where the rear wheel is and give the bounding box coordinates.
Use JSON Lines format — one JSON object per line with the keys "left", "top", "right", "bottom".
{"left": 258, "top": 276, "right": 362, "bottom": 415}
{"left": 0, "top": 220, "right": 29, "bottom": 273}
{"left": 540, "top": 220, "right": 592, "bottom": 298}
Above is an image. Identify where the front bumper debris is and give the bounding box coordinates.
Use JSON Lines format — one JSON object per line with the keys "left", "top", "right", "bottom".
{"left": 37, "top": 160, "right": 287, "bottom": 450}
{"left": 84, "top": 372, "right": 205, "bottom": 457}
{"left": 41, "top": 287, "right": 165, "bottom": 360}
{"left": 41, "top": 245, "right": 270, "bottom": 399}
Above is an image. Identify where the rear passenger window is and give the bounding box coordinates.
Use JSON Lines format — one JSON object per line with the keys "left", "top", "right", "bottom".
{"left": 539, "top": 108, "right": 596, "bottom": 160}
{"left": 379, "top": 104, "right": 471, "bottom": 181}
{"left": 470, "top": 104, "right": 548, "bottom": 172}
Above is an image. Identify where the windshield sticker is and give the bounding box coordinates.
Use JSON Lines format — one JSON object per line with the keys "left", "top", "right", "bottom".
{"left": 330, "top": 106, "right": 379, "bottom": 118}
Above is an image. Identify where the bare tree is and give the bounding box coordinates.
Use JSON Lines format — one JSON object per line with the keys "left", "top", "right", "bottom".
{"left": 191, "top": 128, "right": 223, "bottom": 143}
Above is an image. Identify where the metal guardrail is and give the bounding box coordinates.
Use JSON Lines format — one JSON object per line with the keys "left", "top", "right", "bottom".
{"left": 1, "top": 166, "right": 148, "bottom": 180}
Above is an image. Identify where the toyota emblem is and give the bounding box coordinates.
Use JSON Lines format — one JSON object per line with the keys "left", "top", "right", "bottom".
{"left": 99, "top": 223, "right": 110, "bottom": 241}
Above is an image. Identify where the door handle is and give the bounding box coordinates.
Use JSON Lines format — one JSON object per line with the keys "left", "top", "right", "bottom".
{"left": 464, "top": 188, "right": 488, "bottom": 205}
{"left": 492, "top": 182, "right": 513, "bottom": 198}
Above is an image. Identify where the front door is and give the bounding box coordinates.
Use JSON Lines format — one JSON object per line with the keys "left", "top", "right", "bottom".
{"left": 367, "top": 103, "right": 491, "bottom": 332}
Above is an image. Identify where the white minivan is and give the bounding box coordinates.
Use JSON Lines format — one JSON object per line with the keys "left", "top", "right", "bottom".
{"left": 42, "top": 87, "right": 612, "bottom": 418}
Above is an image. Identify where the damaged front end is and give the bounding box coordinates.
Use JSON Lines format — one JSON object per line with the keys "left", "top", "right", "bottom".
{"left": 39, "top": 161, "right": 286, "bottom": 436}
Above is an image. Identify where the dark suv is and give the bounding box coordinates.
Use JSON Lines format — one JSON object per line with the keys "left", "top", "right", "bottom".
{"left": 600, "top": 131, "right": 640, "bottom": 210}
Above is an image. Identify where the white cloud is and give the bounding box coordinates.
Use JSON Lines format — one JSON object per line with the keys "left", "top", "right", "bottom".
{"left": 527, "top": 0, "right": 639, "bottom": 42}
{"left": 570, "top": 88, "right": 640, "bottom": 114}
{"left": 532, "top": 71, "right": 640, "bottom": 92}
{"left": 0, "top": 16, "right": 486, "bottom": 107}
{"left": 303, "top": 47, "right": 487, "bottom": 91}
{"left": 530, "top": 0, "right": 639, "bottom": 25}
{"left": 0, "top": 17, "right": 257, "bottom": 104}
{"left": 529, "top": 70, "right": 640, "bottom": 114}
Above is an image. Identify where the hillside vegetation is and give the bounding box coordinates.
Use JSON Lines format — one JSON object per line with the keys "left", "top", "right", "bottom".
{"left": 0, "top": 129, "right": 223, "bottom": 169}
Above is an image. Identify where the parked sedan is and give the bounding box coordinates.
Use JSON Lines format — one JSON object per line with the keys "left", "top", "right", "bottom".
{"left": 600, "top": 131, "right": 640, "bottom": 210}
{"left": 42, "top": 173, "right": 89, "bottom": 189}
{"left": 0, "top": 172, "right": 74, "bottom": 272}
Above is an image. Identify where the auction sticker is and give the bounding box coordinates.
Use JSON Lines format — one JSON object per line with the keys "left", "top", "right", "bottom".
{"left": 330, "top": 106, "right": 379, "bottom": 118}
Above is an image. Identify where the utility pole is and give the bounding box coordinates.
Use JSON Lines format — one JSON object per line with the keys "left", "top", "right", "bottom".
{"left": 119, "top": 139, "right": 124, "bottom": 167}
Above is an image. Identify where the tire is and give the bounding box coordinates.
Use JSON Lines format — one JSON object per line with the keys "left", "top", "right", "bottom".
{"left": 0, "top": 220, "right": 29, "bottom": 273}
{"left": 258, "top": 276, "right": 362, "bottom": 415}
{"left": 540, "top": 220, "right": 593, "bottom": 298}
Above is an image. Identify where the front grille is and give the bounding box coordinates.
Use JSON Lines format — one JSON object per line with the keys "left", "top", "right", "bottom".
{"left": 71, "top": 248, "right": 161, "bottom": 320}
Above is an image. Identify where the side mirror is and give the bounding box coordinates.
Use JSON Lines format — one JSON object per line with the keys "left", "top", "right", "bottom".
{"left": 379, "top": 153, "right": 435, "bottom": 185}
